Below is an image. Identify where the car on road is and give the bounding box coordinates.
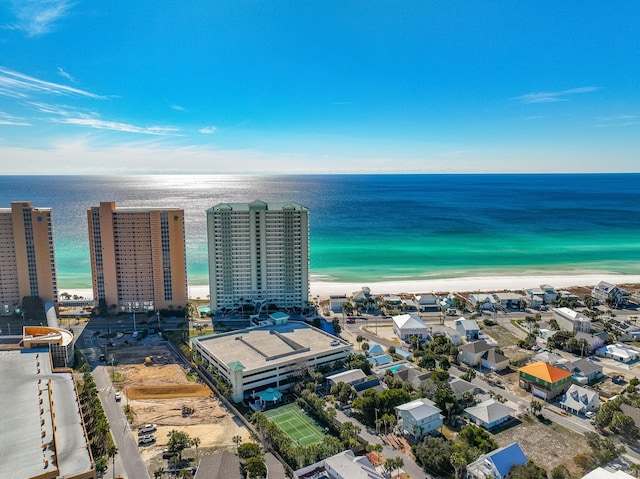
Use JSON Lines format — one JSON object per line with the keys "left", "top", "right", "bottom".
{"left": 347, "top": 318, "right": 356, "bottom": 324}
{"left": 132, "top": 331, "right": 140, "bottom": 338}
{"left": 138, "top": 423, "right": 157, "bottom": 434}
{"left": 114, "top": 392, "right": 122, "bottom": 401}
{"left": 585, "top": 411, "right": 596, "bottom": 419}
{"left": 99, "top": 353, "right": 106, "bottom": 362}
{"left": 116, "top": 332, "right": 124, "bottom": 339}
{"left": 138, "top": 434, "right": 156, "bottom": 446}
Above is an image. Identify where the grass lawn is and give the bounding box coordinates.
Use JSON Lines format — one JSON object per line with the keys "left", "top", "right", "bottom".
{"left": 264, "top": 402, "right": 327, "bottom": 447}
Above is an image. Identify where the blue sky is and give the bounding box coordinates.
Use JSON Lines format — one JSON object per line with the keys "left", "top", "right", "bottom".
{"left": 0, "top": 1, "right": 638, "bottom": 174}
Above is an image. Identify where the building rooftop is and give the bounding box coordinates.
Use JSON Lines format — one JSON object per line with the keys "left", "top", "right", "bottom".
{"left": 519, "top": 361, "right": 573, "bottom": 383}
{"left": 194, "top": 322, "right": 351, "bottom": 373}
{"left": 582, "top": 467, "right": 635, "bottom": 479}
{"left": 456, "top": 318, "right": 480, "bottom": 330}
{"left": 0, "top": 349, "right": 92, "bottom": 478}
{"left": 396, "top": 398, "right": 442, "bottom": 421}
{"left": 327, "top": 369, "right": 367, "bottom": 385}
{"left": 393, "top": 314, "right": 427, "bottom": 330}
{"left": 459, "top": 341, "right": 494, "bottom": 354}
{"left": 465, "top": 399, "right": 515, "bottom": 425}
{"left": 208, "top": 200, "right": 308, "bottom": 212}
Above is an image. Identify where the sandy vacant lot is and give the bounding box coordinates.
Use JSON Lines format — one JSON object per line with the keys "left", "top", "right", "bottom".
{"left": 113, "top": 344, "right": 251, "bottom": 470}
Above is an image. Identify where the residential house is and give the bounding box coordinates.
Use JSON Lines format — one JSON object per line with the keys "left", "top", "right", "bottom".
{"left": 559, "top": 384, "right": 600, "bottom": 416}
{"left": 393, "top": 314, "right": 429, "bottom": 342}
{"left": 294, "top": 450, "right": 384, "bottom": 479}
{"left": 524, "top": 291, "right": 544, "bottom": 309}
{"left": 459, "top": 341, "right": 494, "bottom": 367}
{"left": 417, "top": 294, "right": 440, "bottom": 312}
{"left": 449, "top": 377, "right": 482, "bottom": 401}
{"left": 619, "top": 404, "right": 640, "bottom": 438}
{"left": 596, "top": 344, "right": 640, "bottom": 363}
{"left": 464, "top": 399, "right": 516, "bottom": 429}
{"left": 492, "top": 292, "right": 524, "bottom": 309}
{"left": 533, "top": 351, "right": 564, "bottom": 365}
{"left": 581, "top": 468, "right": 636, "bottom": 479}
{"left": 366, "top": 343, "right": 393, "bottom": 366}
{"left": 481, "top": 349, "right": 510, "bottom": 371}
{"left": 459, "top": 342, "right": 509, "bottom": 371}
{"left": 432, "top": 325, "right": 462, "bottom": 346}
{"left": 326, "top": 369, "right": 367, "bottom": 388}
{"left": 469, "top": 294, "right": 496, "bottom": 311}
{"left": 574, "top": 331, "right": 608, "bottom": 353}
{"left": 392, "top": 367, "right": 431, "bottom": 392}
{"left": 518, "top": 361, "right": 574, "bottom": 400}
{"left": 456, "top": 318, "right": 480, "bottom": 341}
{"left": 396, "top": 398, "right": 444, "bottom": 440}
{"left": 539, "top": 284, "right": 558, "bottom": 304}
{"left": 592, "top": 281, "right": 630, "bottom": 308}
{"left": 553, "top": 307, "right": 591, "bottom": 333}
{"left": 557, "top": 357, "right": 603, "bottom": 384}
{"left": 194, "top": 450, "right": 242, "bottom": 479}
{"left": 329, "top": 295, "right": 348, "bottom": 314}
{"left": 466, "top": 442, "right": 528, "bottom": 479}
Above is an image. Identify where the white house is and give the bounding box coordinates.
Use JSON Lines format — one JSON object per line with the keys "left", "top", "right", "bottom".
{"left": 469, "top": 294, "right": 495, "bottom": 311}
{"left": 492, "top": 292, "right": 524, "bottom": 309}
{"left": 396, "top": 398, "right": 443, "bottom": 439}
{"left": 393, "top": 314, "right": 429, "bottom": 342}
{"left": 596, "top": 344, "right": 640, "bottom": 363}
{"left": 559, "top": 384, "right": 600, "bottom": 416}
{"left": 329, "top": 295, "right": 348, "bottom": 314}
{"left": 294, "top": 450, "right": 384, "bottom": 479}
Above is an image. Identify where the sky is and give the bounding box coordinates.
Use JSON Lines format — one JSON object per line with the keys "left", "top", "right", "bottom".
{"left": 0, "top": 1, "right": 639, "bottom": 174}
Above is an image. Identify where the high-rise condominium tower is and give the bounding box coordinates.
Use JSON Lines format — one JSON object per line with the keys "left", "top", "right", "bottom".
{"left": 0, "top": 202, "right": 58, "bottom": 311}
{"left": 87, "top": 202, "right": 187, "bottom": 312}
{"left": 207, "top": 200, "right": 309, "bottom": 311}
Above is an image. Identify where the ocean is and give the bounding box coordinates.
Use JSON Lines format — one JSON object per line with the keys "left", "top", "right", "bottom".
{"left": 0, "top": 174, "right": 639, "bottom": 290}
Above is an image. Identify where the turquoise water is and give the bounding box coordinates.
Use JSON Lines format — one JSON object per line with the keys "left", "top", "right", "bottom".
{"left": 0, "top": 174, "right": 638, "bottom": 289}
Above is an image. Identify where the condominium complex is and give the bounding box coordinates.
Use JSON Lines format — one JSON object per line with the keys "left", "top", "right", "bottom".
{"left": 0, "top": 202, "right": 58, "bottom": 312}
{"left": 87, "top": 202, "right": 187, "bottom": 312}
{"left": 206, "top": 200, "right": 309, "bottom": 311}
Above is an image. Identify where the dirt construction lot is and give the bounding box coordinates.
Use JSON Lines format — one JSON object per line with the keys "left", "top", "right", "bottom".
{"left": 113, "top": 344, "right": 251, "bottom": 468}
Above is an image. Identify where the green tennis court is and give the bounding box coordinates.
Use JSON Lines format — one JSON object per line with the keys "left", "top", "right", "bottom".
{"left": 264, "top": 402, "right": 326, "bottom": 446}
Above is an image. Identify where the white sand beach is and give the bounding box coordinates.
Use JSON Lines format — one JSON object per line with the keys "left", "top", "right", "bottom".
{"left": 60, "top": 273, "right": 640, "bottom": 303}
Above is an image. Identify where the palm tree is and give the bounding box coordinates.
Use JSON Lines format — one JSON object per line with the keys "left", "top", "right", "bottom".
{"left": 629, "top": 464, "right": 640, "bottom": 478}
{"left": 192, "top": 436, "right": 201, "bottom": 464}
{"left": 232, "top": 435, "right": 242, "bottom": 453}
{"left": 153, "top": 468, "right": 164, "bottom": 479}
{"left": 107, "top": 443, "right": 118, "bottom": 479}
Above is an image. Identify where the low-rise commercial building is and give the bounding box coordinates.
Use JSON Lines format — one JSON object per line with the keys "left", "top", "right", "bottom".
{"left": 392, "top": 314, "right": 429, "bottom": 342}
{"left": 192, "top": 320, "right": 351, "bottom": 402}
{"left": 553, "top": 307, "right": 591, "bottom": 333}
{"left": 0, "top": 348, "right": 95, "bottom": 479}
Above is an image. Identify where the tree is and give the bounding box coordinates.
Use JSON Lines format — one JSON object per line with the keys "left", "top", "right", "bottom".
{"left": 551, "top": 465, "right": 569, "bottom": 479}
{"left": 629, "top": 464, "right": 640, "bottom": 478}
{"left": 191, "top": 436, "right": 201, "bottom": 463}
{"left": 167, "top": 430, "right": 192, "bottom": 461}
{"left": 530, "top": 400, "right": 544, "bottom": 415}
{"left": 384, "top": 456, "right": 404, "bottom": 478}
{"left": 331, "top": 381, "right": 356, "bottom": 405}
{"left": 232, "top": 435, "right": 242, "bottom": 453}
{"left": 107, "top": 443, "right": 118, "bottom": 479}
{"left": 450, "top": 452, "right": 468, "bottom": 479}
{"left": 356, "top": 335, "right": 364, "bottom": 349}
{"left": 510, "top": 460, "right": 548, "bottom": 479}
{"left": 439, "top": 355, "right": 451, "bottom": 370}
{"left": 413, "top": 436, "right": 453, "bottom": 476}
{"left": 153, "top": 468, "right": 165, "bottom": 479}
{"left": 245, "top": 455, "right": 267, "bottom": 478}
{"left": 238, "top": 442, "right": 261, "bottom": 459}
{"left": 610, "top": 412, "right": 639, "bottom": 442}
{"left": 362, "top": 342, "right": 370, "bottom": 353}
{"left": 95, "top": 457, "right": 108, "bottom": 476}
{"left": 457, "top": 424, "right": 498, "bottom": 454}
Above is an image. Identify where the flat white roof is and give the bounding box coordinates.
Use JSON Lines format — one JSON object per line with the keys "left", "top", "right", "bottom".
{"left": 0, "top": 350, "right": 92, "bottom": 478}
{"left": 194, "top": 322, "right": 351, "bottom": 372}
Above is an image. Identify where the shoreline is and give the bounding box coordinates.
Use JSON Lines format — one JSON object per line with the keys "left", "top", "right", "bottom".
{"left": 59, "top": 272, "right": 640, "bottom": 302}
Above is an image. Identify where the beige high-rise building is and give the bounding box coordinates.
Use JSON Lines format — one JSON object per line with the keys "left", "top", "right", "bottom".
{"left": 207, "top": 200, "right": 309, "bottom": 312}
{"left": 0, "top": 202, "right": 59, "bottom": 312}
{"left": 87, "top": 202, "right": 187, "bottom": 312}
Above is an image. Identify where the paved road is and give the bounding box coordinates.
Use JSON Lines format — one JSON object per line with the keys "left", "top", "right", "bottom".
{"left": 92, "top": 364, "right": 151, "bottom": 479}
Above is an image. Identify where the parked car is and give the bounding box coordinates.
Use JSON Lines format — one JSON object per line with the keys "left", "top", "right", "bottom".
{"left": 162, "top": 449, "right": 176, "bottom": 459}
{"left": 116, "top": 332, "right": 124, "bottom": 339}
{"left": 138, "top": 434, "right": 156, "bottom": 446}
{"left": 585, "top": 411, "right": 596, "bottom": 419}
{"left": 114, "top": 392, "right": 121, "bottom": 401}
{"left": 138, "top": 424, "right": 157, "bottom": 434}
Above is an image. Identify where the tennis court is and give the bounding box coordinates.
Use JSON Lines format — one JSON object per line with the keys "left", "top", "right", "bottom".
{"left": 264, "top": 402, "right": 326, "bottom": 446}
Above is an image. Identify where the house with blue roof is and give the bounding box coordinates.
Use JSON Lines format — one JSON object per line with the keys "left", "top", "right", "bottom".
{"left": 466, "top": 442, "right": 528, "bottom": 479}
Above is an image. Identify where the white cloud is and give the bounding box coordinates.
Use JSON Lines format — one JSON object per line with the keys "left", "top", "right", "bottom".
{"left": 511, "top": 87, "right": 598, "bottom": 104}
{"left": 170, "top": 104, "right": 186, "bottom": 112}
{"left": 0, "top": 67, "right": 105, "bottom": 99}
{"left": 198, "top": 126, "right": 217, "bottom": 134}
{"left": 9, "top": 0, "right": 75, "bottom": 37}
{"left": 57, "top": 117, "right": 180, "bottom": 135}
{"left": 57, "top": 67, "right": 76, "bottom": 83}
{"left": 0, "top": 111, "right": 31, "bottom": 126}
